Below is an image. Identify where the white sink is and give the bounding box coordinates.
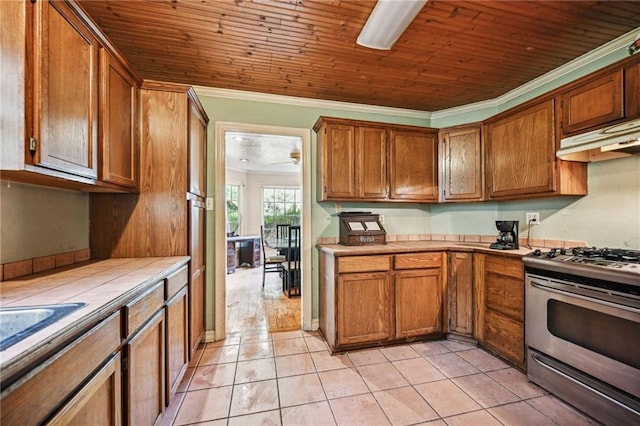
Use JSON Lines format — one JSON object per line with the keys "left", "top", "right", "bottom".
{"left": 0, "top": 303, "right": 85, "bottom": 351}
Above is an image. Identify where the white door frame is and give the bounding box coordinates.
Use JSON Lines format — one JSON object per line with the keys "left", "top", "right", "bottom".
{"left": 214, "top": 122, "right": 313, "bottom": 340}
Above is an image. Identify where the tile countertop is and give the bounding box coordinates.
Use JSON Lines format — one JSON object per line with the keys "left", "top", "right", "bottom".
{"left": 316, "top": 241, "right": 538, "bottom": 258}
{"left": 0, "top": 256, "right": 189, "bottom": 382}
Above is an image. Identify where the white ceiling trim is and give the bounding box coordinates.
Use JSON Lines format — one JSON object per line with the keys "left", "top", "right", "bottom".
{"left": 193, "top": 86, "right": 432, "bottom": 119}
{"left": 432, "top": 27, "right": 639, "bottom": 120}
{"left": 195, "top": 28, "right": 639, "bottom": 121}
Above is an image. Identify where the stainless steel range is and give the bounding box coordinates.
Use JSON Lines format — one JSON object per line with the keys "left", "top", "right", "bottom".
{"left": 523, "top": 247, "right": 640, "bottom": 425}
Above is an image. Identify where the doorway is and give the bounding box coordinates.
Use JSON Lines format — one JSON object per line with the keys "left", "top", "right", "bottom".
{"left": 213, "top": 122, "right": 312, "bottom": 341}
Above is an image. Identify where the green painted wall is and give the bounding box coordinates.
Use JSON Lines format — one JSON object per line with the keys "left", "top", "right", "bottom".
{"left": 199, "top": 41, "right": 639, "bottom": 326}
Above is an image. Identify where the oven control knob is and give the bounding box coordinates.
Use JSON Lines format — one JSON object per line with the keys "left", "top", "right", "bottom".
{"left": 546, "top": 251, "right": 558, "bottom": 258}
{"left": 560, "top": 248, "right": 567, "bottom": 255}
{"left": 533, "top": 249, "right": 542, "bottom": 256}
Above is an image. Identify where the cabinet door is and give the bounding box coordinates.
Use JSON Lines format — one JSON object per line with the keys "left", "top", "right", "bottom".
{"left": 625, "top": 61, "right": 640, "bottom": 119}
{"left": 336, "top": 272, "right": 392, "bottom": 345}
{"left": 48, "top": 353, "right": 122, "bottom": 426}
{"left": 448, "top": 252, "right": 474, "bottom": 336}
{"left": 483, "top": 310, "right": 524, "bottom": 367}
{"left": 389, "top": 129, "right": 438, "bottom": 201}
{"left": 356, "top": 126, "right": 387, "bottom": 199}
{"left": 166, "top": 287, "right": 189, "bottom": 403}
{"left": 125, "top": 310, "right": 165, "bottom": 426}
{"left": 318, "top": 123, "right": 357, "bottom": 199}
{"left": 32, "top": 0, "right": 99, "bottom": 178}
{"left": 440, "top": 127, "right": 483, "bottom": 201}
{"left": 486, "top": 100, "right": 555, "bottom": 199}
{"left": 561, "top": 70, "right": 624, "bottom": 135}
{"left": 188, "top": 93, "right": 207, "bottom": 197}
{"left": 188, "top": 200, "right": 206, "bottom": 356}
{"left": 100, "top": 49, "right": 138, "bottom": 188}
{"left": 395, "top": 269, "right": 442, "bottom": 337}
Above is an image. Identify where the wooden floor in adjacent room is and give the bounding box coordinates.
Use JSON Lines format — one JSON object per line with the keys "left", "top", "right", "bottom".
{"left": 226, "top": 263, "right": 301, "bottom": 334}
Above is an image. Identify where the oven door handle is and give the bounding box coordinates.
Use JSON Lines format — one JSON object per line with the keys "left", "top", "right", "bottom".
{"left": 530, "top": 351, "right": 640, "bottom": 416}
{"left": 529, "top": 279, "right": 640, "bottom": 313}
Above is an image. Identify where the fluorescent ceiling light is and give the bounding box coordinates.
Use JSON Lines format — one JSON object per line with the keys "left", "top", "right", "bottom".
{"left": 357, "top": 0, "right": 427, "bottom": 50}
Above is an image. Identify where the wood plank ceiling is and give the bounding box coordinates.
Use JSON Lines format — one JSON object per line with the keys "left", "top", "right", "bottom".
{"left": 79, "top": 0, "right": 640, "bottom": 111}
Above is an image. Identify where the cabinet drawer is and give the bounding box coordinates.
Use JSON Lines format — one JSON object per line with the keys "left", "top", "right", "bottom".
{"left": 123, "top": 281, "right": 164, "bottom": 337}
{"left": 485, "top": 256, "right": 523, "bottom": 280}
{"left": 394, "top": 252, "right": 443, "bottom": 270}
{"left": 337, "top": 255, "right": 391, "bottom": 273}
{"left": 485, "top": 275, "right": 524, "bottom": 321}
{"left": 165, "top": 265, "right": 188, "bottom": 300}
{"left": 484, "top": 310, "right": 524, "bottom": 367}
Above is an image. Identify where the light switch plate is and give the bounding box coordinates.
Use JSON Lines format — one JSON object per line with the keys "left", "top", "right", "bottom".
{"left": 206, "top": 197, "right": 214, "bottom": 210}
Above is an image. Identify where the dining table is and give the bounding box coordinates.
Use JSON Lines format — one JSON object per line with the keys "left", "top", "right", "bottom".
{"left": 265, "top": 226, "right": 300, "bottom": 259}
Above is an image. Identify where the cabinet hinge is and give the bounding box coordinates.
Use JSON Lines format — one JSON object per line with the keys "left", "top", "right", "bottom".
{"left": 121, "top": 356, "right": 128, "bottom": 372}
{"left": 28, "top": 137, "right": 37, "bottom": 153}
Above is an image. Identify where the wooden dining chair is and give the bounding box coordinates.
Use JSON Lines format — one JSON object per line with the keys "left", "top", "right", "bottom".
{"left": 281, "top": 225, "right": 301, "bottom": 297}
{"left": 260, "top": 225, "right": 286, "bottom": 288}
{"left": 275, "top": 224, "right": 289, "bottom": 240}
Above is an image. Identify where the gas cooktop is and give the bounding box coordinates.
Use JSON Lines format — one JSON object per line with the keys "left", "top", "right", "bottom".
{"left": 524, "top": 246, "right": 640, "bottom": 286}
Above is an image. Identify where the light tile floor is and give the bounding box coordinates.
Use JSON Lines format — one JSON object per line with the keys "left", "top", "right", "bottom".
{"left": 161, "top": 333, "right": 600, "bottom": 426}
{"left": 160, "top": 268, "right": 599, "bottom": 425}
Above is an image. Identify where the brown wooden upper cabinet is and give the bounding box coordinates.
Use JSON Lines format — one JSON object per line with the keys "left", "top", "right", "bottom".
{"left": 188, "top": 94, "right": 208, "bottom": 198}
{"left": 560, "top": 70, "right": 624, "bottom": 136}
{"left": 314, "top": 119, "right": 367, "bottom": 200}
{"left": 99, "top": 48, "right": 139, "bottom": 189}
{"left": 30, "top": 0, "right": 100, "bottom": 180}
{"left": 314, "top": 117, "right": 438, "bottom": 202}
{"left": 484, "top": 98, "right": 587, "bottom": 200}
{"left": 559, "top": 56, "right": 640, "bottom": 138}
{"left": 485, "top": 100, "right": 556, "bottom": 199}
{"left": 1, "top": 0, "right": 140, "bottom": 192}
{"left": 439, "top": 126, "right": 483, "bottom": 202}
{"left": 624, "top": 60, "right": 640, "bottom": 120}
{"left": 358, "top": 126, "right": 388, "bottom": 199}
{"left": 389, "top": 129, "right": 439, "bottom": 202}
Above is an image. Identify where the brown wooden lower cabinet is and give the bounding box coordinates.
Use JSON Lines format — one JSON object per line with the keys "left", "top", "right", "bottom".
{"left": 48, "top": 353, "right": 122, "bottom": 425}
{"left": 0, "top": 312, "right": 121, "bottom": 426}
{"left": 166, "top": 286, "right": 189, "bottom": 403}
{"left": 447, "top": 252, "right": 474, "bottom": 337}
{"left": 0, "top": 261, "right": 190, "bottom": 426}
{"left": 395, "top": 268, "right": 442, "bottom": 338}
{"left": 124, "top": 309, "right": 165, "bottom": 426}
{"left": 320, "top": 251, "right": 444, "bottom": 353}
{"left": 475, "top": 253, "right": 525, "bottom": 369}
{"left": 336, "top": 271, "right": 393, "bottom": 346}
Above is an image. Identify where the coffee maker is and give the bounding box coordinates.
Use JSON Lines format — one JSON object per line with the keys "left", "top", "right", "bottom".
{"left": 490, "top": 220, "right": 519, "bottom": 250}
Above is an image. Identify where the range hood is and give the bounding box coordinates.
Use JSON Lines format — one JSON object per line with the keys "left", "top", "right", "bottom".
{"left": 557, "top": 118, "right": 640, "bottom": 162}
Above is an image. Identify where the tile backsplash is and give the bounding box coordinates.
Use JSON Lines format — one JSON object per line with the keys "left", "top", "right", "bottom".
{"left": 316, "top": 234, "right": 587, "bottom": 249}
{"left": 0, "top": 248, "right": 91, "bottom": 281}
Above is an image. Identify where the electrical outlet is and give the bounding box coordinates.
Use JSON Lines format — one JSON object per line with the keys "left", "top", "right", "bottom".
{"left": 206, "top": 197, "right": 214, "bottom": 210}
{"left": 379, "top": 214, "right": 385, "bottom": 224}
{"left": 526, "top": 212, "right": 540, "bottom": 225}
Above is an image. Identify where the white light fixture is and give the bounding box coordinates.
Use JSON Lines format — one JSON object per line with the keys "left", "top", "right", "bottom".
{"left": 357, "top": 0, "right": 427, "bottom": 50}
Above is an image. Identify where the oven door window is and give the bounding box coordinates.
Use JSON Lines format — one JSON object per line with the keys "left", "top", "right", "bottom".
{"left": 547, "top": 300, "right": 640, "bottom": 369}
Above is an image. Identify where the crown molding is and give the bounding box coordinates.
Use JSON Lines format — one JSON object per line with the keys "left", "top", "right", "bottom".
{"left": 432, "top": 28, "right": 639, "bottom": 120}
{"left": 193, "top": 86, "right": 431, "bottom": 120}
{"left": 196, "top": 28, "right": 639, "bottom": 122}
